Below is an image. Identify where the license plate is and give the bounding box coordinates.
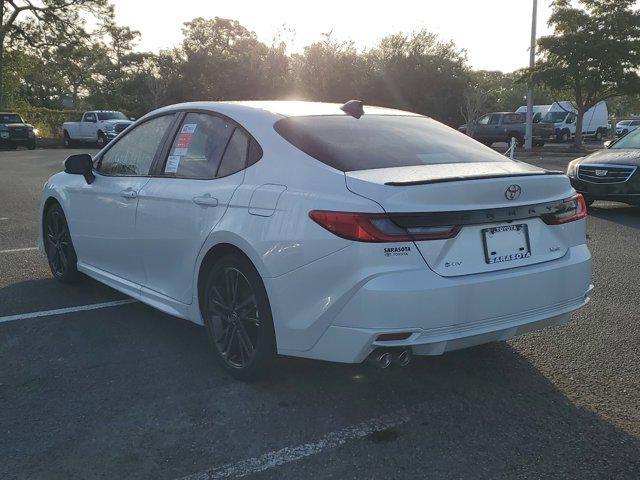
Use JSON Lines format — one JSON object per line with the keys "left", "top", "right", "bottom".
{"left": 482, "top": 224, "right": 531, "bottom": 264}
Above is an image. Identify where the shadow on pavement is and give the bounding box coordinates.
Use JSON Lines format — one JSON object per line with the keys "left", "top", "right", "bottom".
{"left": 0, "top": 303, "right": 638, "bottom": 479}
{"left": 588, "top": 202, "right": 640, "bottom": 230}
{"left": 0, "top": 274, "right": 126, "bottom": 317}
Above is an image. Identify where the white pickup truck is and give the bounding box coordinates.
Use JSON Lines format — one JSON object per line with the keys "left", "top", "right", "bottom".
{"left": 63, "top": 111, "right": 134, "bottom": 148}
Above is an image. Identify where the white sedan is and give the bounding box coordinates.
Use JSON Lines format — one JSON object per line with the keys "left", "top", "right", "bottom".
{"left": 40, "top": 101, "right": 592, "bottom": 379}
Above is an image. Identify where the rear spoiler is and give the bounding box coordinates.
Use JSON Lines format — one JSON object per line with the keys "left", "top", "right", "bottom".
{"left": 384, "top": 170, "right": 565, "bottom": 186}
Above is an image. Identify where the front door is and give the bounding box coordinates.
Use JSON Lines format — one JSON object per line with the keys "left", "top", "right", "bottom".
{"left": 136, "top": 112, "right": 250, "bottom": 304}
{"left": 80, "top": 112, "right": 97, "bottom": 140}
{"left": 473, "top": 114, "right": 492, "bottom": 141}
{"left": 66, "top": 114, "right": 177, "bottom": 285}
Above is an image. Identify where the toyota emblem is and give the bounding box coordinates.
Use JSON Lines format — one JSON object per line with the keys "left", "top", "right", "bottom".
{"left": 505, "top": 184, "right": 522, "bottom": 200}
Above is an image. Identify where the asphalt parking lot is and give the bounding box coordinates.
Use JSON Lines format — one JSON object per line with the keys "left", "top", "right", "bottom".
{"left": 1, "top": 148, "right": 639, "bottom": 479}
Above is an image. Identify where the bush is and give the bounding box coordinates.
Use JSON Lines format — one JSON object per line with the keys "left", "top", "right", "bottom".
{"left": 15, "top": 108, "right": 84, "bottom": 139}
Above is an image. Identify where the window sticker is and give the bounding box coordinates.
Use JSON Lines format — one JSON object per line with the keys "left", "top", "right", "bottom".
{"left": 164, "top": 155, "right": 181, "bottom": 174}
{"left": 172, "top": 147, "right": 188, "bottom": 156}
{"left": 175, "top": 132, "right": 193, "bottom": 148}
{"left": 181, "top": 123, "right": 197, "bottom": 134}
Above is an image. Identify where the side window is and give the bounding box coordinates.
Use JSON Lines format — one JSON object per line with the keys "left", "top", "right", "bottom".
{"left": 217, "top": 128, "right": 249, "bottom": 177}
{"left": 566, "top": 113, "right": 576, "bottom": 124}
{"left": 98, "top": 114, "right": 175, "bottom": 176}
{"left": 489, "top": 114, "right": 501, "bottom": 125}
{"left": 503, "top": 114, "right": 523, "bottom": 124}
{"left": 247, "top": 138, "right": 263, "bottom": 167}
{"left": 163, "top": 113, "right": 234, "bottom": 179}
{"left": 477, "top": 115, "right": 490, "bottom": 125}
{"left": 632, "top": 121, "right": 640, "bottom": 126}
{"left": 83, "top": 113, "right": 96, "bottom": 123}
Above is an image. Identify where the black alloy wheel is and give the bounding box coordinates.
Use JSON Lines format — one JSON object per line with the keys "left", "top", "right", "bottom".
{"left": 203, "top": 253, "right": 275, "bottom": 379}
{"left": 44, "top": 204, "right": 79, "bottom": 282}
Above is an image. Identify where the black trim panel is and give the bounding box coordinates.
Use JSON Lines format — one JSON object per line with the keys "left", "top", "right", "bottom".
{"left": 385, "top": 171, "right": 564, "bottom": 186}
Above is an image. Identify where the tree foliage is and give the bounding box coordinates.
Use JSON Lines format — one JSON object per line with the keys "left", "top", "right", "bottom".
{"left": 7, "top": 5, "right": 640, "bottom": 138}
{"left": 524, "top": 0, "right": 640, "bottom": 146}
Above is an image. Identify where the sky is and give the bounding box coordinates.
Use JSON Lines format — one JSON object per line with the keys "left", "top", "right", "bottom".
{"left": 110, "top": 0, "right": 555, "bottom": 73}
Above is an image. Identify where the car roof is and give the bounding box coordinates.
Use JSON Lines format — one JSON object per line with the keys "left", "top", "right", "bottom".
{"left": 151, "top": 100, "right": 421, "bottom": 119}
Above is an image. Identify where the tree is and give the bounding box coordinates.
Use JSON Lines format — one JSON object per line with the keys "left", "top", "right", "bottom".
{"left": 524, "top": 0, "right": 640, "bottom": 147}
{"left": 460, "top": 87, "right": 488, "bottom": 137}
{"left": 364, "top": 30, "right": 468, "bottom": 124}
{"left": 0, "top": 0, "right": 111, "bottom": 108}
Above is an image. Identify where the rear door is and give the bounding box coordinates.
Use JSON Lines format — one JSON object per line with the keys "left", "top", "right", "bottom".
{"left": 66, "top": 114, "right": 177, "bottom": 285}
{"left": 136, "top": 111, "right": 254, "bottom": 304}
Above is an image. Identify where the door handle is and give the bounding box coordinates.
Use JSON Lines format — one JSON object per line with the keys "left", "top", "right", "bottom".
{"left": 120, "top": 189, "right": 138, "bottom": 199}
{"left": 193, "top": 194, "right": 219, "bottom": 207}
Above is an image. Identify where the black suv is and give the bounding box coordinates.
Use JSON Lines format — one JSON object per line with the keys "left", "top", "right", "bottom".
{"left": 0, "top": 112, "right": 36, "bottom": 150}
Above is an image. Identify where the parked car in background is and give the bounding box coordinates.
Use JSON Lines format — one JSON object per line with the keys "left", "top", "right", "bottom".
{"left": 459, "top": 112, "right": 555, "bottom": 147}
{"left": 515, "top": 104, "right": 550, "bottom": 123}
{"left": 541, "top": 101, "right": 609, "bottom": 142}
{"left": 63, "top": 111, "right": 133, "bottom": 148}
{"left": 0, "top": 112, "right": 36, "bottom": 150}
{"left": 567, "top": 128, "right": 640, "bottom": 206}
{"left": 41, "top": 100, "right": 591, "bottom": 379}
{"left": 615, "top": 119, "right": 640, "bottom": 137}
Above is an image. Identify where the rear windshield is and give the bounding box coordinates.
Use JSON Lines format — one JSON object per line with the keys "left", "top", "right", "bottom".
{"left": 97, "top": 112, "right": 128, "bottom": 120}
{"left": 0, "top": 113, "right": 23, "bottom": 123}
{"left": 274, "top": 115, "right": 507, "bottom": 172}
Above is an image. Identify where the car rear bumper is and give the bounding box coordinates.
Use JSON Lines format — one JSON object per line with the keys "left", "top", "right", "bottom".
{"left": 288, "top": 244, "right": 591, "bottom": 363}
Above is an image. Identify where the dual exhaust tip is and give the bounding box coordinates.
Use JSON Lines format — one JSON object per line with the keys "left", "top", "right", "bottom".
{"left": 368, "top": 348, "right": 412, "bottom": 369}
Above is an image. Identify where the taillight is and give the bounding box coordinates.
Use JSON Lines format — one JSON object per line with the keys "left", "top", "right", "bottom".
{"left": 308, "top": 210, "right": 460, "bottom": 242}
{"left": 541, "top": 194, "right": 587, "bottom": 225}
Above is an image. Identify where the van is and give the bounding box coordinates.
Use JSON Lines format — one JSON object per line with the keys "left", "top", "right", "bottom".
{"left": 515, "top": 105, "right": 552, "bottom": 124}
{"left": 539, "top": 101, "right": 608, "bottom": 142}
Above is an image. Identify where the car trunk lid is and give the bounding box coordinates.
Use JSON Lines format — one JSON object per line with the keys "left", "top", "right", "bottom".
{"left": 345, "top": 162, "right": 577, "bottom": 276}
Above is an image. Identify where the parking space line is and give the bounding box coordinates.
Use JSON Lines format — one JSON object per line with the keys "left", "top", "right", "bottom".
{"left": 177, "top": 407, "right": 414, "bottom": 480}
{"left": 0, "top": 299, "right": 137, "bottom": 324}
{"left": 0, "top": 246, "right": 39, "bottom": 253}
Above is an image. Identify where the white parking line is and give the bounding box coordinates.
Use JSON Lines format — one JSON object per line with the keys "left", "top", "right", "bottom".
{"left": 0, "top": 299, "right": 137, "bottom": 324}
{"left": 177, "top": 407, "right": 414, "bottom": 480}
{"left": 0, "top": 246, "right": 39, "bottom": 253}
{"left": 0, "top": 217, "right": 8, "bottom": 221}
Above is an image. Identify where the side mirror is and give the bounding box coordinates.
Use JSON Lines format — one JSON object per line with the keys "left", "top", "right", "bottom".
{"left": 64, "top": 153, "right": 95, "bottom": 184}
{"left": 603, "top": 140, "right": 612, "bottom": 148}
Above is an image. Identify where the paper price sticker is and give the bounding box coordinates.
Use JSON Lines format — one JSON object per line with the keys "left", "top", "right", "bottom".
{"left": 181, "top": 123, "right": 197, "bottom": 134}
{"left": 175, "top": 132, "right": 193, "bottom": 148}
{"left": 164, "top": 155, "right": 181, "bottom": 174}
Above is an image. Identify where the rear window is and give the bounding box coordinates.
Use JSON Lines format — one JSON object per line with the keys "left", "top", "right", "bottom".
{"left": 274, "top": 115, "right": 508, "bottom": 172}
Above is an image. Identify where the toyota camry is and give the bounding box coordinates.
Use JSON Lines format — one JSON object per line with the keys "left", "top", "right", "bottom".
{"left": 40, "top": 100, "right": 592, "bottom": 378}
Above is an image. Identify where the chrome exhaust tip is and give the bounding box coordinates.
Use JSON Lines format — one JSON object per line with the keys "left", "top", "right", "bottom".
{"left": 394, "top": 349, "right": 412, "bottom": 367}
{"left": 368, "top": 350, "right": 393, "bottom": 369}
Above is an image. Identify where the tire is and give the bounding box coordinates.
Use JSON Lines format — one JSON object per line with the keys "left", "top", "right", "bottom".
{"left": 533, "top": 140, "right": 545, "bottom": 147}
{"left": 28, "top": 140, "right": 36, "bottom": 150}
{"left": 556, "top": 130, "right": 570, "bottom": 143}
{"left": 63, "top": 131, "right": 74, "bottom": 148}
{"left": 201, "top": 253, "right": 276, "bottom": 380}
{"left": 44, "top": 203, "right": 80, "bottom": 283}
{"left": 96, "top": 132, "right": 107, "bottom": 148}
